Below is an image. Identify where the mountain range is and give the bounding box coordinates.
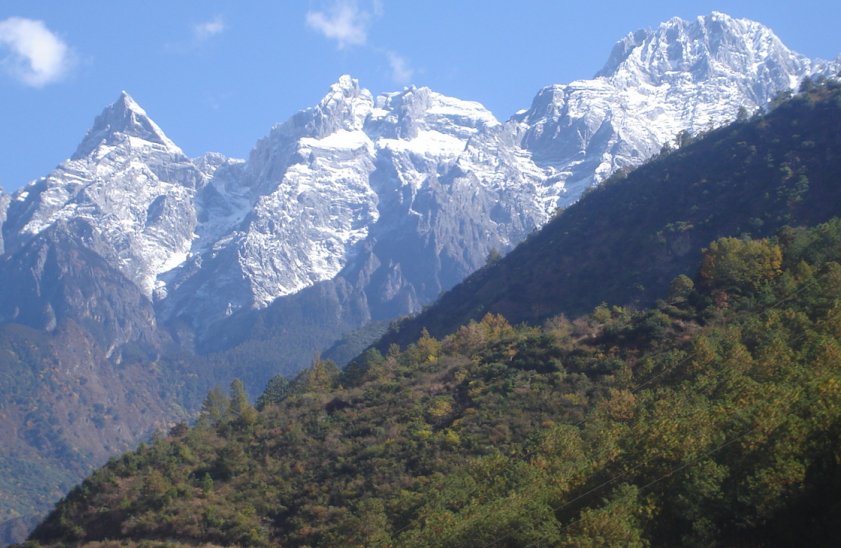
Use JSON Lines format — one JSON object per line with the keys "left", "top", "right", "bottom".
{"left": 3, "top": 12, "right": 837, "bottom": 350}
{"left": 25, "top": 77, "right": 841, "bottom": 548}
{"left": 1, "top": 11, "right": 840, "bottom": 544}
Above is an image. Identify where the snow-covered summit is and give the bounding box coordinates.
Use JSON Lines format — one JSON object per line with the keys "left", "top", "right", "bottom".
{"left": 73, "top": 91, "right": 183, "bottom": 160}
{"left": 3, "top": 93, "right": 217, "bottom": 298}
{"left": 2, "top": 21, "right": 838, "bottom": 532}
{"left": 160, "top": 76, "right": 519, "bottom": 329}
{"left": 3, "top": 13, "right": 838, "bottom": 342}
{"left": 598, "top": 12, "right": 819, "bottom": 94}
{"left": 515, "top": 12, "right": 839, "bottom": 203}
{"left": 270, "top": 75, "right": 376, "bottom": 139}
{"left": 369, "top": 85, "right": 499, "bottom": 140}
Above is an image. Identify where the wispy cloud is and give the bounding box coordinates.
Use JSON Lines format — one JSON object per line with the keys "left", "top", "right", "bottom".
{"left": 193, "top": 16, "right": 226, "bottom": 42}
{"left": 306, "top": 0, "right": 370, "bottom": 49}
{"left": 387, "top": 51, "right": 413, "bottom": 85}
{"left": 306, "top": 2, "right": 416, "bottom": 85}
{"left": 0, "top": 17, "right": 72, "bottom": 87}
{"left": 204, "top": 90, "right": 232, "bottom": 111}
{"left": 165, "top": 16, "right": 227, "bottom": 54}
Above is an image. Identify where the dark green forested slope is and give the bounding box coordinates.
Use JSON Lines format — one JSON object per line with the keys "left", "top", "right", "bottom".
{"left": 26, "top": 215, "right": 841, "bottom": 545}
{"left": 378, "top": 82, "right": 841, "bottom": 350}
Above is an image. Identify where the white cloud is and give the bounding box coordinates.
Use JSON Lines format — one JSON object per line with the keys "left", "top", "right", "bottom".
{"left": 0, "top": 17, "right": 72, "bottom": 87}
{"left": 387, "top": 51, "right": 413, "bottom": 85}
{"left": 306, "top": 1, "right": 370, "bottom": 49}
{"left": 194, "top": 16, "right": 226, "bottom": 42}
{"left": 165, "top": 16, "right": 227, "bottom": 54}
{"left": 305, "top": 1, "right": 414, "bottom": 85}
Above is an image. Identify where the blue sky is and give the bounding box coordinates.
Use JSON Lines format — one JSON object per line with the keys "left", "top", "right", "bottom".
{"left": 1, "top": 1, "right": 839, "bottom": 192}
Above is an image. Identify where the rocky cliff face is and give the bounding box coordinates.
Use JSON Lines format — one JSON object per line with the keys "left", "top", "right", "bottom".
{"left": 159, "top": 77, "right": 547, "bottom": 334}
{"left": 515, "top": 12, "right": 840, "bottom": 202}
{"left": 165, "top": 13, "right": 838, "bottom": 336}
{"left": 2, "top": 13, "right": 836, "bottom": 356}
{"left": 1, "top": 13, "right": 836, "bottom": 355}
{"left": 0, "top": 189, "right": 9, "bottom": 255}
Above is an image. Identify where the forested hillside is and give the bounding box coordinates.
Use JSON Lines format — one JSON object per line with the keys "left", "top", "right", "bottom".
{"left": 28, "top": 224, "right": 841, "bottom": 544}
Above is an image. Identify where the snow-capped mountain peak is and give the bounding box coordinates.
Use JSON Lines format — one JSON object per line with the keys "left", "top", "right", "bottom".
{"left": 303, "top": 74, "right": 374, "bottom": 136}
{"left": 515, "top": 12, "right": 839, "bottom": 203}
{"left": 3, "top": 12, "right": 838, "bottom": 343}
{"left": 369, "top": 85, "right": 499, "bottom": 141}
{"left": 596, "top": 12, "right": 813, "bottom": 91}
{"left": 5, "top": 92, "right": 205, "bottom": 299}
{"left": 1, "top": 18, "right": 839, "bottom": 542}
{"left": 73, "top": 91, "right": 182, "bottom": 160}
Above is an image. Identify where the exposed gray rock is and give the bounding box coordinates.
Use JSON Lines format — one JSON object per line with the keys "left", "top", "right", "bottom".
{"left": 4, "top": 13, "right": 837, "bottom": 352}
{"left": 0, "top": 189, "right": 9, "bottom": 255}
{"left": 516, "top": 12, "right": 840, "bottom": 204}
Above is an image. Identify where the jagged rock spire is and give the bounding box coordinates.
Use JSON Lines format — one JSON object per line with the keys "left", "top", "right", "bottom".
{"left": 72, "top": 91, "right": 181, "bottom": 159}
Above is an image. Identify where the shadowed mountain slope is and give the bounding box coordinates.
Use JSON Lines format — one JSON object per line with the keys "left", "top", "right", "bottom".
{"left": 376, "top": 82, "right": 841, "bottom": 351}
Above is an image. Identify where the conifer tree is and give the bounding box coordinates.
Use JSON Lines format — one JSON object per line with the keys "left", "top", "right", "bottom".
{"left": 229, "top": 379, "right": 257, "bottom": 428}
{"left": 200, "top": 386, "right": 229, "bottom": 426}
